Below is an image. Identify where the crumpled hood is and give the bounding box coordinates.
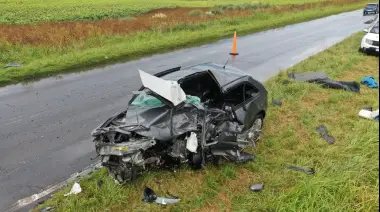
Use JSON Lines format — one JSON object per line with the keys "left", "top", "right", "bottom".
{"left": 92, "top": 101, "right": 202, "bottom": 141}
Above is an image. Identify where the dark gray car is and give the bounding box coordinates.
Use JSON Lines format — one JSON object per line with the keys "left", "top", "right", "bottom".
{"left": 91, "top": 62, "right": 268, "bottom": 183}
{"left": 364, "top": 3, "right": 379, "bottom": 15}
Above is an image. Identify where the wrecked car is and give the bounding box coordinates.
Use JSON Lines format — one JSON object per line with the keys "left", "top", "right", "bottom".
{"left": 91, "top": 62, "right": 268, "bottom": 183}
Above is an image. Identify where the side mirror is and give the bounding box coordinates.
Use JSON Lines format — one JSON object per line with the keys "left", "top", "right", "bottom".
{"left": 364, "top": 28, "right": 369, "bottom": 33}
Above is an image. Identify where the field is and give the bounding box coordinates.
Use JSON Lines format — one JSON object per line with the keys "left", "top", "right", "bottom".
{"left": 0, "top": 0, "right": 368, "bottom": 87}
{"left": 0, "top": 0, "right": 339, "bottom": 24}
{"left": 34, "top": 32, "right": 379, "bottom": 212}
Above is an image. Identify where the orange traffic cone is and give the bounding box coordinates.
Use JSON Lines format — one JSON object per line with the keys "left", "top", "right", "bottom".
{"left": 230, "top": 31, "right": 239, "bottom": 56}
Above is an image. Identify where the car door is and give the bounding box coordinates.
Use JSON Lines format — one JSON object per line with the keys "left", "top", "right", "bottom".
{"left": 223, "top": 82, "right": 260, "bottom": 127}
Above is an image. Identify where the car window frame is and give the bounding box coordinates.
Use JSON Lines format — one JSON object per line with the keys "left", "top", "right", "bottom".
{"left": 223, "top": 82, "right": 245, "bottom": 110}
{"left": 223, "top": 81, "right": 259, "bottom": 110}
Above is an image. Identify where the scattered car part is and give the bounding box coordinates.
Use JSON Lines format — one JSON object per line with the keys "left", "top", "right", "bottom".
{"left": 142, "top": 187, "right": 180, "bottom": 205}
{"left": 271, "top": 99, "right": 283, "bottom": 106}
{"left": 360, "top": 76, "right": 378, "bottom": 88}
{"left": 249, "top": 184, "right": 264, "bottom": 192}
{"left": 64, "top": 182, "right": 82, "bottom": 197}
{"left": 143, "top": 187, "right": 157, "bottom": 203}
{"left": 316, "top": 125, "right": 335, "bottom": 144}
{"left": 40, "top": 207, "right": 55, "bottom": 212}
{"left": 155, "top": 197, "right": 181, "bottom": 205}
{"left": 91, "top": 62, "right": 268, "bottom": 184}
{"left": 359, "top": 108, "right": 379, "bottom": 120}
{"left": 288, "top": 72, "right": 360, "bottom": 93}
{"left": 97, "top": 180, "right": 103, "bottom": 188}
{"left": 286, "top": 165, "right": 316, "bottom": 175}
{"left": 4, "top": 62, "right": 23, "bottom": 68}
{"left": 361, "top": 23, "right": 379, "bottom": 55}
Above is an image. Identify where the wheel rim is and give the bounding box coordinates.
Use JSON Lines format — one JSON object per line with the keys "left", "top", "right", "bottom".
{"left": 248, "top": 118, "right": 263, "bottom": 145}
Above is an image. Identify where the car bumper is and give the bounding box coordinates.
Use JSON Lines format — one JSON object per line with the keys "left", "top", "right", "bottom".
{"left": 361, "top": 47, "right": 379, "bottom": 55}
{"left": 364, "top": 10, "right": 378, "bottom": 14}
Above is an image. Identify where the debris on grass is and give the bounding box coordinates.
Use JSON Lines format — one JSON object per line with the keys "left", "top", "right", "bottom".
{"left": 316, "top": 125, "right": 335, "bottom": 144}
{"left": 97, "top": 179, "right": 103, "bottom": 188}
{"left": 288, "top": 72, "right": 360, "bottom": 92}
{"left": 359, "top": 108, "right": 379, "bottom": 120}
{"left": 272, "top": 99, "right": 283, "bottom": 106}
{"left": 64, "top": 182, "right": 82, "bottom": 197}
{"left": 39, "top": 206, "right": 55, "bottom": 212}
{"left": 249, "top": 184, "right": 264, "bottom": 192}
{"left": 360, "top": 76, "right": 378, "bottom": 88}
{"left": 286, "top": 165, "right": 316, "bottom": 175}
{"left": 143, "top": 187, "right": 180, "bottom": 205}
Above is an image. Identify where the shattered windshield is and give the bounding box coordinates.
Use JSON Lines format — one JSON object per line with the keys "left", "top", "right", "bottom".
{"left": 125, "top": 91, "right": 204, "bottom": 128}
{"left": 131, "top": 93, "right": 164, "bottom": 106}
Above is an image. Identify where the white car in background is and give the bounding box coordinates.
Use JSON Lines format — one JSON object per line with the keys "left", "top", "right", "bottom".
{"left": 360, "top": 22, "right": 379, "bottom": 55}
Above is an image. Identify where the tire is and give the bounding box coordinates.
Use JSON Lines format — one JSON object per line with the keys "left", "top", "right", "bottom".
{"left": 246, "top": 114, "right": 264, "bottom": 145}
{"left": 359, "top": 47, "right": 368, "bottom": 55}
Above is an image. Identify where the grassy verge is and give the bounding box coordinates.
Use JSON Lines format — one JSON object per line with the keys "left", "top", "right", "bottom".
{"left": 34, "top": 32, "right": 379, "bottom": 212}
{"left": 0, "top": 1, "right": 366, "bottom": 87}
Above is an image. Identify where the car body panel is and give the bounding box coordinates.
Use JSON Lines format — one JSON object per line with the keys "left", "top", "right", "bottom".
{"left": 92, "top": 62, "right": 267, "bottom": 141}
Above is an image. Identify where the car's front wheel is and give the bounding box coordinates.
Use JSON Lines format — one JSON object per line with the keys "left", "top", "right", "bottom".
{"left": 359, "top": 47, "right": 368, "bottom": 55}
{"left": 247, "top": 114, "right": 264, "bottom": 146}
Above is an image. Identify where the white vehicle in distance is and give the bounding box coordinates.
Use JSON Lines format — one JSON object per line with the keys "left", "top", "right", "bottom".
{"left": 360, "top": 22, "right": 379, "bottom": 55}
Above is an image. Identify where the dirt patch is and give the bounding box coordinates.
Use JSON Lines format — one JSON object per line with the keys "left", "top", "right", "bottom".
{"left": 0, "top": 0, "right": 363, "bottom": 46}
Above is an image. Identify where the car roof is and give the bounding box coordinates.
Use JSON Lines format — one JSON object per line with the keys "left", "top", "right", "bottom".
{"left": 160, "top": 62, "right": 249, "bottom": 87}
{"left": 367, "top": 3, "right": 378, "bottom": 5}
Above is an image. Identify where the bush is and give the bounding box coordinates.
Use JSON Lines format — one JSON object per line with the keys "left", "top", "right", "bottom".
{"left": 188, "top": 9, "right": 202, "bottom": 17}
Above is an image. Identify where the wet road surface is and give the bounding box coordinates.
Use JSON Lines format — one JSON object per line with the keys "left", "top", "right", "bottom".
{"left": 0, "top": 10, "right": 372, "bottom": 211}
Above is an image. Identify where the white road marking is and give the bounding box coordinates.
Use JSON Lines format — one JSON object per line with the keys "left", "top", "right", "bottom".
{"left": 5, "top": 162, "right": 102, "bottom": 212}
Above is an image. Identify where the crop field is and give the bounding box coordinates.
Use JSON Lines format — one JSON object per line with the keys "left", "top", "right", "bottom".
{"left": 34, "top": 32, "right": 379, "bottom": 212}
{"left": 0, "top": 0, "right": 368, "bottom": 87}
{"left": 1, "top": 0, "right": 335, "bottom": 24}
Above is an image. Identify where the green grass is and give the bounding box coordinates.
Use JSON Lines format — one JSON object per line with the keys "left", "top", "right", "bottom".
{"left": 34, "top": 32, "right": 379, "bottom": 212}
{"left": 0, "top": 2, "right": 366, "bottom": 87}
{"left": 0, "top": 0, "right": 329, "bottom": 24}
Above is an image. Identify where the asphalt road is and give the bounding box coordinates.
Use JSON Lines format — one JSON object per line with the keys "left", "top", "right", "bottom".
{"left": 0, "top": 10, "right": 373, "bottom": 211}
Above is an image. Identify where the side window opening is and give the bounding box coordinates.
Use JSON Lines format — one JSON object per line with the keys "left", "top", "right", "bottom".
{"left": 224, "top": 84, "right": 245, "bottom": 107}
{"left": 245, "top": 83, "right": 259, "bottom": 100}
